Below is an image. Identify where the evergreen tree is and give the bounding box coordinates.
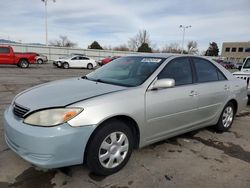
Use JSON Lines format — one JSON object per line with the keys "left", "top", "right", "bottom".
{"left": 205, "top": 42, "right": 219, "bottom": 56}
{"left": 88, "top": 41, "right": 103, "bottom": 50}
{"left": 137, "top": 43, "right": 152, "bottom": 53}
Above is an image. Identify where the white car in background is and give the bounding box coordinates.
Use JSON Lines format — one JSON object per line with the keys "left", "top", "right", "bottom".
{"left": 53, "top": 55, "right": 97, "bottom": 69}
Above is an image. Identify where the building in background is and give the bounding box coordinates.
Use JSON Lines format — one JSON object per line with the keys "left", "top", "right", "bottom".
{"left": 221, "top": 42, "right": 250, "bottom": 63}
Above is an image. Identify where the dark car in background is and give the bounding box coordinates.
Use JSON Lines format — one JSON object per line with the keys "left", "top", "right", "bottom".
{"left": 221, "top": 61, "right": 235, "bottom": 69}
{"left": 99, "top": 56, "right": 121, "bottom": 66}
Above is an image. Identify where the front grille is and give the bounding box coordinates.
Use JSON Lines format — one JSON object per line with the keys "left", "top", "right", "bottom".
{"left": 13, "top": 103, "right": 30, "bottom": 118}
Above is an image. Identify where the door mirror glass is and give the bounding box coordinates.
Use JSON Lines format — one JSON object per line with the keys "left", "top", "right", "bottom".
{"left": 151, "top": 79, "right": 175, "bottom": 90}
{"left": 238, "top": 65, "right": 242, "bottom": 71}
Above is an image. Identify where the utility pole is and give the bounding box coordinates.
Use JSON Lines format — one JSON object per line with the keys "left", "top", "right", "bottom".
{"left": 179, "top": 25, "right": 191, "bottom": 54}
{"left": 41, "top": 0, "right": 56, "bottom": 46}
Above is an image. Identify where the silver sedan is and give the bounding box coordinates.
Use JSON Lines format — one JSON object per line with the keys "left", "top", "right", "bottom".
{"left": 4, "top": 54, "right": 248, "bottom": 175}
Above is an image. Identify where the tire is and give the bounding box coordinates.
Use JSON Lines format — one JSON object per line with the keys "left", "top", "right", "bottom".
{"left": 215, "top": 102, "right": 235, "bottom": 132}
{"left": 18, "top": 59, "right": 29, "bottom": 68}
{"left": 63, "top": 62, "right": 69, "bottom": 69}
{"left": 87, "top": 63, "right": 93, "bottom": 70}
{"left": 86, "top": 120, "right": 134, "bottom": 176}
{"left": 37, "top": 59, "right": 43, "bottom": 64}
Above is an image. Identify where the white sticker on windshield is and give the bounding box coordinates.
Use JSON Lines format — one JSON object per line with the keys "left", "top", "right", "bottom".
{"left": 141, "top": 58, "right": 162, "bottom": 63}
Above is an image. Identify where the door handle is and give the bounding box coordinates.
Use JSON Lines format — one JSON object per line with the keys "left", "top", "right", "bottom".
{"left": 189, "top": 91, "right": 199, "bottom": 97}
{"left": 224, "top": 85, "right": 230, "bottom": 90}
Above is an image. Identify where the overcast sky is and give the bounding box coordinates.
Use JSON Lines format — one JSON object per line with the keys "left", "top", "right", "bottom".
{"left": 0, "top": 0, "right": 250, "bottom": 51}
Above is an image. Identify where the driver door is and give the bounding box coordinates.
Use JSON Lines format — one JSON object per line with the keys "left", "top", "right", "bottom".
{"left": 145, "top": 57, "right": 199, "bottom": 142}
{"left": 70, "top": 56, "right": 80, "bottom": 67}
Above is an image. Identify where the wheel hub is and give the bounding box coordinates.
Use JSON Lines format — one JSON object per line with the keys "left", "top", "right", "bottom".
{"left": 98, "top": 132, "right": 129, "bottom": 169}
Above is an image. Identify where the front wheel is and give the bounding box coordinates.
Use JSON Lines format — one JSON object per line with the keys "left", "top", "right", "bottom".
{"left": 63, "top": 62, "right": 69, "bottom": 69}
{"left": 18, "top": 59, "right": 29, "bottom": 68}
{"left": 86, "top": 120, "right": 134, "bottom": 176}
{"left": 215, "top": 102, "right": 235, "bottom": 132}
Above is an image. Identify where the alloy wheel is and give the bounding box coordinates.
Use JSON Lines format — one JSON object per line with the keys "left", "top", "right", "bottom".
{"left": 222, "top": 106, "right": 234, "bottom": 128}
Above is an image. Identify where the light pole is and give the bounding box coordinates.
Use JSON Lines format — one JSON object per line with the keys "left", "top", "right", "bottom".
{"left": 41, "top": 0, "right": 55, "bottom": 46}
{"left": 179, "top": 25, "right": 191, "bottom": 54}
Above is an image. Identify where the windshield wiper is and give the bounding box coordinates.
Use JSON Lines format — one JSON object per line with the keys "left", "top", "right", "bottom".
{"left": 81, "top": 75, "right": 89, "bottom": 80}
{"left": 82, "top": 76, "right": 107, "bottom": 84}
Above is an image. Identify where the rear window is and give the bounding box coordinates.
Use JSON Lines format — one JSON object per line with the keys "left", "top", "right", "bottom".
{"left": 0, "top": 47, "right": 10, "bottom": 54}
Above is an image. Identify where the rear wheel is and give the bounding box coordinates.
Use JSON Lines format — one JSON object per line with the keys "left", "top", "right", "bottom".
{"left": 215, "top": 102, "right": 235, "bottom": 132}
{"left": 18, "top": 59, "right": 29, "bottom": 68}
{"left": 87, "top": 63, "right": 93, "bottom": 69}
{"left": 63, "top": 62, "right": 69, "bottom": 69}
{"left": 86, "top": 120, "right": 134, "bottom": 176}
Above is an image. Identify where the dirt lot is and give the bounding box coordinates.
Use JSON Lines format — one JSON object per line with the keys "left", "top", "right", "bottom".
{"left": 0, "top": 64, "right": 250, "bottom": 188}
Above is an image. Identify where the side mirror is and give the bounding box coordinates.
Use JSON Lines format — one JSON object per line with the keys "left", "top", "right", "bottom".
{"left": 150, "top": 78, "right": 175, "bottom": 90}
{"left": 238, "top": 66, "right": 242, "bottom": 71}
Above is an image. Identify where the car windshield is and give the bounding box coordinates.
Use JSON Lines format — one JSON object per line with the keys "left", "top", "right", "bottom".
{"left": 86, "top": 56, "right": 166, "bottom": 87}
{"left": 243, "top": 59, "right": 250, "bottom": 68}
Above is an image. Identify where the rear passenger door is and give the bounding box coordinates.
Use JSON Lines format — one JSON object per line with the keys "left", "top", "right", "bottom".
{"left": 79, "top": 56, "right": 90, "bottom": 68}
{"left": 191, "top": 57, "right": 229, "bottom": 123}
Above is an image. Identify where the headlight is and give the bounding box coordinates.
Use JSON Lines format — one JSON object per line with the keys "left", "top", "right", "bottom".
{"left": 24, "top": 108, "right": 83, "bottom": 127}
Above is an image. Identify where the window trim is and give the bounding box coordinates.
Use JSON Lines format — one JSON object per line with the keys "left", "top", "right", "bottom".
{"left": 190, "top": 57, "right": 228, "bottom": 84}
{"left": 156, "top": 57, "right": 195, "bottom": 87}
{"left": 238, "top": 47, "right": 243, "bottom": 52}
{"left": 231, "top": 47, "right": 237, "bottom": 52}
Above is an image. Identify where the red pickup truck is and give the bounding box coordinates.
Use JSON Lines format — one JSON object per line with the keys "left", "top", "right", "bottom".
{"left": 0, "top": 45, "right": 37, "bottom": 68}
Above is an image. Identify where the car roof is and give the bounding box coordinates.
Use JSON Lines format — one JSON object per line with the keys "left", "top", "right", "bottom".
{"left": 129, "top": 53, "right": 208, "bottom": 59}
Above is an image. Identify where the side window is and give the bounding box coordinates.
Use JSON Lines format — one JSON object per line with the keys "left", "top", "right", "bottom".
{"left": 193, "top": 58, "right": 220, "bottom": 83}
{"left": 158, "top": 57, "right": 193, "bottom": 86}
{"left": 82, "top": 57, "right": 89, "bottom": 60}
{"left": 72, "top": 56, "right": 80, "bottom": 60}
{"left": 0, "top": 47, "right": 10, "bottom": 54}
{"left": 217, "top": 71, "right": 227, "bottom": 80}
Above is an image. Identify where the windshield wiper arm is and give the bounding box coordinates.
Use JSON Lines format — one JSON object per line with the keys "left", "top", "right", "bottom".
{"left": 81, "top": 75, "right": 89, "bottom": 80}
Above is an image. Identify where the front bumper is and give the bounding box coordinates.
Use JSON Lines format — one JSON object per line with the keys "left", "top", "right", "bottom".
{"left": 4, "top": 106, "right": 96, "bottom": 169}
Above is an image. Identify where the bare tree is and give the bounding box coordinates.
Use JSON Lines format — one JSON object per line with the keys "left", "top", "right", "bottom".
{"left": 162, "top": 43, "right": 183, "bottom": 54}
{"left": 49, "top": 35, "right": 77, "bottom": 47}
{"left": 187, "top": 41, "right": 198, "bottom": 54}
{"left": 128, "top": 30, "right": 151, "bottom": 51}
{"left": 113, "top": 44, "right": 130, "bottom": 51}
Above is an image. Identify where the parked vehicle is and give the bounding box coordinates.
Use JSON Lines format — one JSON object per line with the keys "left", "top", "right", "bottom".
{"left": 99, "top": 56, "right": 120, "bottom": 66}
{"left": 0, "top": 45, "right": 37, "bottom": 68}
{"left": 234, "top": 62, "right": 243, "bottom": 69}
{"left": 53, "top": 55, "right": 96, "bottom": 69}
{"left": 4, "top": 55, "right": 248, "bottom": 175}
{"left": 221, "top": 61, "right": 235, "bottom": 69}
{"left": 232, "top": 57, "right": 250, "bottom": 97}
{"left": 35, "top": 54, "right": 48, "bottom": 64}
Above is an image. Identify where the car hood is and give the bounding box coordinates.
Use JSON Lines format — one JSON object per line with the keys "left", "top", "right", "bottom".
{"left": 14, "top": 78, "right": 126, "bottom": 111}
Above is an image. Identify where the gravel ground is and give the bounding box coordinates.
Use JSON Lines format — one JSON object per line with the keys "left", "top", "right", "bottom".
{"left": 0, "top": 64, "right": 250, "bottom": 188}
